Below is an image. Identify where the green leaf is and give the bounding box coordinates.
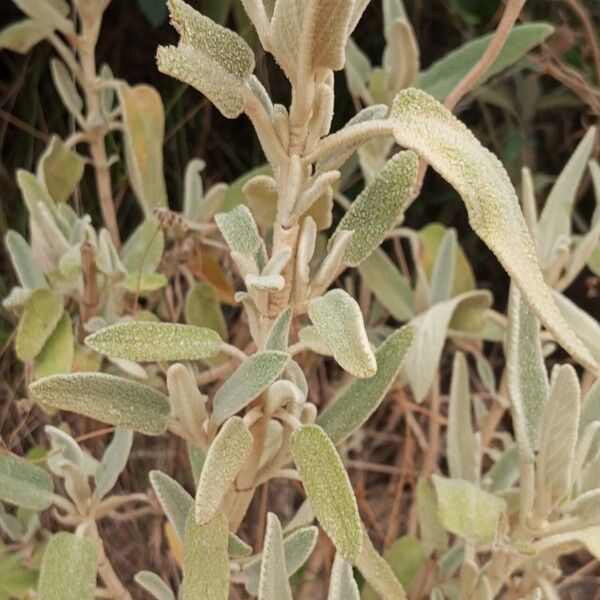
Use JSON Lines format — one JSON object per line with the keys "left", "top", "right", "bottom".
{"left": 120, "top": 218, "right": 164, "bottom": 275}
{"left": 150, "top": 470, "right": 193, "bottom": 540}
{"left": 432, "top": 475, "right": 506, "bottom": 543}
{"left": 136, "top": 0, "right": 169, "bottom": 27}
{"left": 30, "top": 373, "right": 170, "bottom": 435}
{"left": 391, "top": 88, "right": 596, "bottom": 372}
{"left": 416, "top": 478, "right": 447, "bottom": 556}
{"left": 37, "top": 135, "right": 84, "bottom": 203}
{"left": 0, "top": 453, "right": 53, "bottom": 510}
{"left": 258, "top": 513, "right": 293, "bottom": 600}
{"left": 344, "top": 37, "right": 372, "bottom": 103}
{"left": 182, "top": 511, "right": 229, "bottom": 600}
{"left": 185, "top": 282, "right": 228, "bottom": 340}
{"left": 157, "top": 0, "right": 255, "bottom": 119}
{"left": 308, "top": 289, "right": 376, "bottom": 378}
{"left": 537, "top": 126, "right": 597, "bottom": 267}
{"left": 86, "top": 322, "right": 223, "bottom": 362}
{"left": 429, "top": 228, "right": 457, "bottom": 304}
{"left": 417, "top": 23, "right": 554, "bottom": 101}
{"left": 265, "top": 307, "right": 292, "bottom": 351}
{"left": 331, "top": 151, "right": 418, "bottom": 267}
{"left": 195, "top": 417, "right": 253, "bottom": 524}
{"left": 34, "top": 312, "right": 73, "bottom": 379}
{"left": 358, "top": 249, "right": 414, "bottom": 321}
{"left": 50, "top": 58, "right": 83, "bottom": 119}
{"left": 4, "top": 230, "right": 48, "bottom": 289}
{"left": 38, "top": 533, "right": 96, "bottom": 600}
{"left": 12, "top": 0, "right": 70, "bottom": 32}
{"left": 447, "top": 352, "right": 479, "bottom": 483}
{"left": 134, "top": 571, "right": 175, "bottom": 600}
{"left": 212, "top": 351, "right": 290, "bottom": 425}
{"left": 291, "top": 425, "right": 362, "bottom": 563}
{"left": 215, "top": 204, "right": 264, "bottom": 255}
{"left": 317, "top": 327, "right": 413, "bottom": 442}
{"left": 93, "top": 429, "right": 133, "bottom": 501}
{"left": 0, "top": 19, "right": 50, "bottom": 53}
{"left": 16, "top": 289, "right": 63, "bottom": 361}
{"left": 328, "top": 552, "right": 359, "bottom": 600}
{"left": 229, "top": 533, "right": 253, "bottom": 558}
{"left": 117, "top": 83, "right": 168, "bottom": 215}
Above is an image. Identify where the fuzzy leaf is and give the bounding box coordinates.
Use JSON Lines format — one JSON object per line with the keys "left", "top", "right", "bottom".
{"left": 86, "top": 322, "right": 222, "bottom": 362}
{"left": 37, "top": 135, "right": 84, "bottom": 203}
{"left": 265, "top": 307, "right": 292, "bottom": 351}
{"left": 4, "top": 230, "right": 48, "bottom": 289}
{"left": 34, "top": 311, "right": 73, "bottom": 379}
{"left": 16, "top": 289, "right": 63, "bottom": 361}
{"left": 212, "top": 351, "right": 290, "bottom": 424}
{"left": 417, "top": 24, "right": 554, "bottom": 101}
{"left": 308, "top": 289, "right": 376, "bottom": 378}
{"left": 50, "top": 58, "right": 83, "bottom": 119}
{"left": 0, "top": 453, "right": 53, "bottom": 510}
{"left": 429, "top": 228, "right": 457, "bottom": 304}
{"left": 358, "top": 248, "right": 414, "bottom": 321}
{"left": 432, "top": 475, "right": 506, "bottom": 543}
{"left": 216, "top": 204, "right": 263, "bottom": 255}
{"left": 38, "top": 533, "right": 96, "bottom": 600}
{"left": 30, "top": 373, "right": 170, "bottom": 435}
{"left": 416, "top": 478, "right": 447, "bottom": 555}
{"left": 185, "top": 281, "right": 228, "bottom": 340}
{"left": 291, "top": 425, "right": 362, "bottom": 563}
{"left": 318, "top": 327, "right": 413, "bottom": 442}
{"left": 258, "top": 513, "right": 293, "bottom": 600}
{"left": 120, "top": 218, "right": 164, "bottom": 275}
{"left": 0, "top": 19, "right": 50, "bottom": 53}
{"left": 150, "top": 470, "right": 193, "bottom": 540}
{"left": 195, "top": 417, "right": 253, "bottom": 524}
{"left": 391, "top": 88, "right": 596, "bottom": 372}
{"left": 134, "top": 571, "right": 175, "bottom": 600}
{"left": 331, "top": 150, "right": 418, "bottom": 266}
{"left": 118, "top": 83, "right": 168, "bottom": 214}
{"left": 328, "top": 552, "right": 359, "bottom": 600}
{"left": 157, "top": 0, "right": 255, "bottom": 118}
{"left": 93, "top": 429, "right": 133, "bottom": 501}
{"left": 182, "top": 510, "right": 229, "bottom": 600}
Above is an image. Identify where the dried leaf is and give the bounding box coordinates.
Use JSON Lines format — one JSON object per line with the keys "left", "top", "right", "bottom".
{"left": 291, "top": 424, "right": 362, "bottom": 563}
{"left": 318, "top": 327, "right": 413, "bottom": 442}
{"left": 0, "top": 453, "right": 53, "bottom": 510}
{"left": 157, "top": 0, "right": 255, "bottom": 118}
{"left": 30, "top": 373, "right": 170, "bottom": 435}
{"left": 86, "top": 322, "right": 223, "bottom": 362}
{"left": 258, "top": 513, "right": 293, "bottom": 600}
{"left": 308, "top": 289, "right": 376, "bottom": 378}
{"left": 391, "top": 88, "right": 596, "bottom": 371}
{"left": 195, "top": 417, "right": 252, "bottom": 524}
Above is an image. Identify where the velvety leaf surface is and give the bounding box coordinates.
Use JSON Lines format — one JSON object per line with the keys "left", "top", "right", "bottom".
{"left": 0, "top": 453, "right": 54, "bottom": 511}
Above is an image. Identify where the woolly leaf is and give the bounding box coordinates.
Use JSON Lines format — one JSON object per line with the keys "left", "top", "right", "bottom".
{"left": 157, "top": 0, "right": 255, "bottom": 118}
{"left": 30, "top": 373, "right": 170, "bottom": 435}
{"left": 291, "top": 425, "right": 362, "bottom": 563}
{"left": 16, "top": 289, "right": 63, "bottom": 361}
{"left": 331, "top": 150, "right": 418, "bottom": 266}
{"left": 0, "top": 453, "right": 53, "bottom": 510}
{"left": 134, "top": 571, "right": 175, "bottom": 600}
{"left": 429, "top": 227, "right": 457, "bottom": 304}
{"left": 86, "top": 322, "right": 223, "bottom": 362}
{"left": 212, "top": 351, "right": 290, "bottom": 425}
{"left": 328, "top": 552, "right": 359, "bottom": 600}
{"left": 118, "top": 83, "right": 167, "bottom": 215}
{"left": 150, "top": 470, "right": 193, "bottom": 540}
{"left": 37, "top": 135, "right": 84, "bottom": 203}
{"left": 195, "top": 417, "right": 252, "bottom": 524}
{"left": 258, "top": 513, "right": 293, "bottom": 600}
{"left": 318, "top": 327, "right": 414, "bottom": 442}
{"left": 93, "top": 429, "right": 133, "bottom": 501}
{"left": 38, "top": 533, "right": 96, "bottom": 600}
{"left": 34, "top": 312, "right": 73, "bottom": 379}
{"left": 432, "top": 475, "right": 506, "bottom": 543}
{"left": 308, "top": 289, "right": 376, "bottom": 378}
{"left": 265, "top": 307, "right": 292, "bottom": 351}
{"left": 4, "top": 230, "right": 47, "bottom": 289}
{"left": 215, "top": 204, "right": 263, "bottom": 255}
{"left": 0, "top": 19, "right": 50, "bottom": 53}
{"left": 391, "top": 88, "right": 596, "bottom": 372}
{"left": 182, "top": 511, "right": 229, "bottom": 600}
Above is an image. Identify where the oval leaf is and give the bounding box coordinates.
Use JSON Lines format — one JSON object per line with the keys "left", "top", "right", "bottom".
{"left": 0, "top": 453, "right": 54, "bottom": 510}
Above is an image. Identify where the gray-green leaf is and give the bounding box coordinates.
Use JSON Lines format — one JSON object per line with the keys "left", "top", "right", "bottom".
{"left": 93, "top": 428, "right": 133, "bottom": 501}
{"left": 0, "top": 452, "right": 54, "bottom": 510}
{"left": 328, "top": 552, "right": 359, "bottom": 600}
{"left": 150, "top": 470, "right": 193, "bottom": 540}
{"left": 258, "top": 513, "right": 293, "bottom": 600}
{"left": 134, "top": 571, "right": 175, "bottom": 600}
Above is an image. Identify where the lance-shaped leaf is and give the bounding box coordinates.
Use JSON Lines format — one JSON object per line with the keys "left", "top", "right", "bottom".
{"left": 38, "top": 533, "right": 96, "bottom": 600}
{"left": 579, "top": 378, "right": 600, "bottom": 458}
{"left": 215, "top": 204, "right": 264, "bottom": 256}
{"left": 50, "top": 58, "right": 83, "bottom": 119}
{"left": 195, "top": 417, "right": 252, "bottom": 524}
{"left": 37, "top": 135, "right": 85, "bottom": 203}
{"left": 93, "top": 429, "right": 133, "bottom": 501}
{"left": 86, "top": 322, "right": 223, "bottom": 362}
{"left": 0, "top": 453, "right": 54, "bottom": 510}
{"left": 34, "top": 311, "right": 73, "bottom": 379}
{"left": 328, "top": 552, "right": 360, "bottom": 600}
{"left": 120, "top": 218, "right": 164, "bottom": 274}
{"left": 330, "top": 150, "right": 418, "bottom": 266}
{"left": 4, "top": 230, "right": 47, "bottom": 289}
{"left": 417, "top": 23, "right": 554, "bottom": 101}
{"left": 447, "top": 352, "right": 479, "bottom": 483}
{"left": 185, "top": 281, "right": 228, "bottom": 340}
{"left": 0, "top": 19, "right": 51, "bottom": 53}
{"left": 431, "top": 475, "right": 506, "bottom": 544}
{"left": 258, "top": 513, "right": 293, "bottom": 600}
{"left": 358, "top": 248, "right": 414, "bottom": 321}
{"left": 429, "top": 228, "right": 457, "bottom": 304}
{"left": 308, "top": 289, "right": 376, "bottom": 378}
{"left": 318, "top": 327, "right": 414, "bottom": 442}
{"left": 291, "top": 425, "right": 362, "bottom": 563}
{"left": 30, "top": 373, "right": 170, "bottom": 435}
{"left": 150, "top": 470, "right": 193, "bottom": 540}
{"left": 506, "top": 285, "right": 549, "bottom": 457}
{"left": 390, "top": 88, "right": 596, "bottom": 372}
{"left": 134, "top": 571, "right": 175, "bottom": 600}
{"left": 16, "top": 289, "right": 63, "bottom": 361}
{"left": 244, "top": 526, "right": 318, "bottom": 595}
{"left": 157, "top": 0, "right": 255, "bottom": 119}
{"left": 416, "top": 478, "right": 447, "bottom": 555}
{"left": 182, "top": 510, "right": 229, "bottom": 600}
{"left": 118, "top": 83, "right": 168, "bottom": 215}
{"left": 265, "top": 307, "right": 292, "bottom": 351}
{"left": 270, "top": 0, "right": 354, "bottom": 82}
{"left": 535, "top": 365, "right": 580, "bottom": 514}
{"left": 212, "top": 351, "right": 290, "bottom": 425}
